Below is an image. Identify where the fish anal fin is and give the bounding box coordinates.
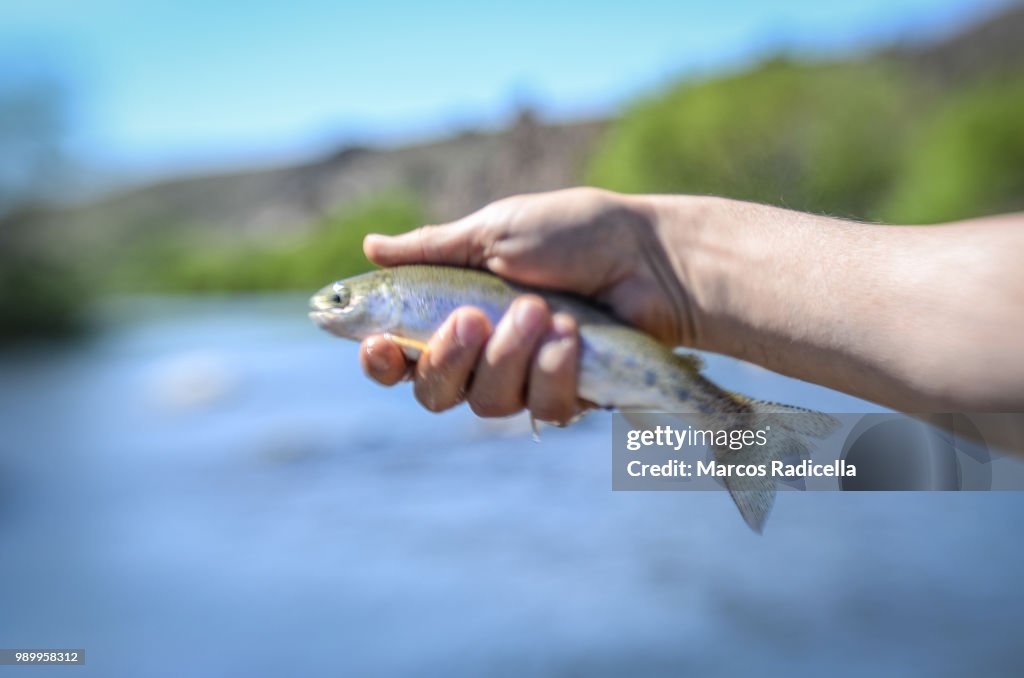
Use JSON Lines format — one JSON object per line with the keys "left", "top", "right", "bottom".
{"left": 723, "top": 473, "right": 775, "bottom": 534}
{"left": 712, "top": 440, "right": 777, "bottom": 533}
{"left": 621, "top": 409, "right": 699, "bottom": 431}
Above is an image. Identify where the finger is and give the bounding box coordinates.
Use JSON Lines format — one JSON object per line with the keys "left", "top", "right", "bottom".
{"left": 412, "top": 307, "right": 489, "bottom": 412}
{"left": 364, "top": 218, "right": 485, "bottom": 268}
{"left": 527, "top": 313, "right": 580, "bottom": 425}
{"left": 360, "top": 335, "right": 410, "bottom": 386}
{"left": 467, "top": 295, "right": 550, "bottom": 417}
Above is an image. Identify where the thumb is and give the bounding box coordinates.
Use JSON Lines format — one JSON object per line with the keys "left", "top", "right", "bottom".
{"left": 364, "top": 219, "right": 485, "bottom": 268}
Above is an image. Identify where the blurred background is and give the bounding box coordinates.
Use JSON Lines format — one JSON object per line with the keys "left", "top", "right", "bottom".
{"left": 1, "top": 1, "right": 1023, "bottom": 675}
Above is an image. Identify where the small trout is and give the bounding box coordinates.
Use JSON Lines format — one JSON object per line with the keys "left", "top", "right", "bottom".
{"left": 309, "top": 265, "right": 838, "bottom": 532}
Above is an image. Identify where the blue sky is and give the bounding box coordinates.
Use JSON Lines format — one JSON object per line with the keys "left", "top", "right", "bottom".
{"left": 0, "top": 0, "right": 1012, "bottom": 181}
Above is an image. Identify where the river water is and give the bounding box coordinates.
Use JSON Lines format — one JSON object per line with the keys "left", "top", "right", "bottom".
{"left": 1, "top": 295, "right": 1021, "bottom": 676}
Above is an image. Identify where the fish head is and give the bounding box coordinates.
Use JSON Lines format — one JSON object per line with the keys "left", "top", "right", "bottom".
{"left": 308, "top": 271, "right": 397, "bottom": 341}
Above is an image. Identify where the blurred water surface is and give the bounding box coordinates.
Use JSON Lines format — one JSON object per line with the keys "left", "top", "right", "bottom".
{"left": 1, "top": 295, "right": 1021, "bottom": 676}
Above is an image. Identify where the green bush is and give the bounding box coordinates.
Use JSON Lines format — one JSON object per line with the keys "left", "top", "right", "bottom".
{"left": 881, "top": 79, "right": 1024, "bottom": 224}
{"left": 586, "top": 58, "right": 919, "bottom": 220}
{"left": 109, "top": 192, "right": 424, "bottom": 293}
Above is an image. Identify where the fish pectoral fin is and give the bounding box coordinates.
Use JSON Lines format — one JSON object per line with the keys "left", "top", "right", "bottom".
{"left": 384, "top": 333, "right": 429, "bottom": 361}
{"left": 620, "top": 409, "right": 657, "bottom": 431}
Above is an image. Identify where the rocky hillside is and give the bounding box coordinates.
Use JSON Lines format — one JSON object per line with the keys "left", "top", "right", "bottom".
{"left": 43, "top": 2, "right": 1024, "bottom": 251}
{"left": 891, "top": 1, "right": 1024, "bottom": 86}
{"left": 50, "top": 111, "right": 605, "bottom": 250}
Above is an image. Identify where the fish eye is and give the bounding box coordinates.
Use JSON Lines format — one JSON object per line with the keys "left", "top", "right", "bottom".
{"left": 329, "top": 284, "right": 350, "bottom": 307}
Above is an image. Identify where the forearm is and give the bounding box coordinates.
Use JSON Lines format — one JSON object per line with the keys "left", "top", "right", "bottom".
{"left": 649, "top": 195, "right": 1024, "bottom": 411}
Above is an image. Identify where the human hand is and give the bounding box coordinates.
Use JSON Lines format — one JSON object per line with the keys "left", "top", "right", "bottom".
{"left": 358, "top": 187, "right": 691, "bottom": 420}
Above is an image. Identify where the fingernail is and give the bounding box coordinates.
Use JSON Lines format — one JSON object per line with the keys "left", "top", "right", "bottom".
{"left": 537, "top": 337, "right": 571, "bottom": 373}
{"left": 536, "top": 337, "right": 569, "bottom": 372}
{"left": 550, "top": 313, "right": 576, "bottom": 339}
{"left": 454, "top": 313, "right": 484, "bottom": 348}
{"left": 513, "top": 298, "right": 546, "bottom": 337}
{"left": 538, "top": 314, "right": 576, "bottom": 372}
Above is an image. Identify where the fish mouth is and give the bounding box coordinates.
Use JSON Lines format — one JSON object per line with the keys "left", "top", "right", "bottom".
{"left": 308, "top": 309, "right": 359, "bottom": 340}
{"left": 308, "top": 310, "right": 332, "bottom": 324}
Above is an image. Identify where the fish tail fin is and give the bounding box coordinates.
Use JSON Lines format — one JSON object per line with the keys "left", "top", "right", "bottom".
{"left": 707, "top": 400, "right": 840, "bottom": 534}
{"left": 748, "top": 399, "right": 842, "bottom": 438}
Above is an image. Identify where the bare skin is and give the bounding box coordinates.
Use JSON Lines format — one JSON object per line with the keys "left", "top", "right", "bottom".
{"left": 358, "top": 187, "right": 1024, "bottom": 419}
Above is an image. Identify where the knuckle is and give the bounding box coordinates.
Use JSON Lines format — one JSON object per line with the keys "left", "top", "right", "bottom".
{"left": 448, "top": 308, "right": 489, "bottom": 351}
{"left": 482, "top": 340, "right": 518, "bottom": 368}
{"left": 416, "top": 224, "right": 447, "bottom": 259}
{"left": 417, "top": 223, "right": 443, "bottom": 239}
{"left": 492, "top": 194, "right": 525, "bottom": 210}
{"left": 429, "top": 342, "right": 460, "bottom": 370}
{"left": 482, "top": 337, "right": 522, "bottom": 369}
{"left": 499, "top": 298, "right": 548, "bottom": 346}
{"left": 427, "top": 330, "right": 464, "bottom": 368}
{"left": 565, "top": 186, "right": 603, "bottom": 201}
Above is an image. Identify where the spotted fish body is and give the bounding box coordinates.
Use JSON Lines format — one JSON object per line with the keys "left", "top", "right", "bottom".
{"left": 309, "top": 265, "right": 838, "bottom": 532}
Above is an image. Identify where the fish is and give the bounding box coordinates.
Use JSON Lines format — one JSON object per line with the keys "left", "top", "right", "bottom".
{"left": 309, "top": 264, "right": 839, "bottom": 533}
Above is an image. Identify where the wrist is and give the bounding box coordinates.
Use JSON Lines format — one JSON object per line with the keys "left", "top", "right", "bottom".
{"left": 606, "top": 191, "right": 704, "bottom": 347}
{"left": 637, "top": 193, "right": 735, "bottom": 351}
